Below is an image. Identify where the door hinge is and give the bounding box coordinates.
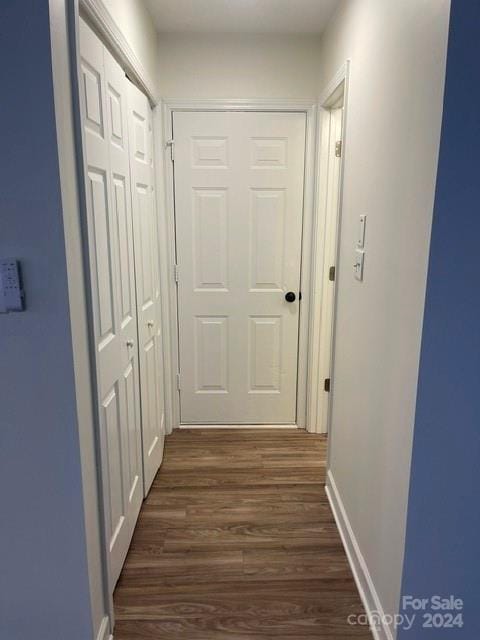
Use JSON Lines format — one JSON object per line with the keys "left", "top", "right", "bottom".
{"left": 176, "top": 372, "right": 181, "bottom": 390}
{"left": 329, "top": 266, "right": 336, "bottom": 282}
{"left": 324, "top": 378, "right": 331, "bottom": 392}
{"left": 166, "top": 139, "right": 175, "bottom": 161}
{"left": 299, "top": 291, "right": 302, "bottom": 301}
{"left": 335, "top": 140, "right": 342, "bottom": 158}
{"left": 174, "top": 263, "right": 179, "bottom": 283}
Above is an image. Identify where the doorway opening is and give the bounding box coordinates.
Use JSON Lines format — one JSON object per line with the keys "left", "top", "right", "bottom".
{"left": 308, "top": 66, "right": 348, "bottom": 436}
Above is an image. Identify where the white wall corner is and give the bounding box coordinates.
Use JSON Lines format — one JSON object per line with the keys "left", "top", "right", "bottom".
{"left": 326, "top": 470, "right": 395, "bottom": 640}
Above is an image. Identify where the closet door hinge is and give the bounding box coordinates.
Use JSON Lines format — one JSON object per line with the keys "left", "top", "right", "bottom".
{"left": 329, "top": 266, "right": 336, "bottom": 282}
{"left": 176, "top": 372, "right": 181, "bottom": 390}
{"left": 166, "top": 139, "right": 175, "bottom": 161}
{"left": 324, "top": 378, "right": 331, "bottom": 392}
{"left": 174, "top": 263, "right": 180, "bottom": 283}
{"left": 335, "top": 140, "right": 342, "bottom": 158}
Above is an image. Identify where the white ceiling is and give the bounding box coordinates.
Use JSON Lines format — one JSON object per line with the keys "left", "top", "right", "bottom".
{"left": 144, "top": 0, "right": 339, "bottom": 35}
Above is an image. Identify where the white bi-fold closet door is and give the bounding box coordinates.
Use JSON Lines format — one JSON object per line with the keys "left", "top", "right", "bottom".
{"left": 78, "top": 19, "right": 164, "bottom": 588}
{"left": 174, "top": 111, "right": 306, "bottom": 425}
{"left": 127, "top": 83, "right": 166, "bottom": 494}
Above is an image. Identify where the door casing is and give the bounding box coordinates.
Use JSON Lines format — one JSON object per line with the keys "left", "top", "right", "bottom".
{"left": 308, "top": 62, "right": 350, "bottom": 436}
{"left": 161, "top": 99, "right": 318, "bottom": 429}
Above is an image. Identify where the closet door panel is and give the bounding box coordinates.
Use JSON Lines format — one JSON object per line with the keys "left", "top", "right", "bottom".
{"left": 79, "top": 19, "right": 143, "bottom": 590}
{"left": 127, "top": 81, "right": 165, "bottom": 495}
{"left": 149, "top": 108, "right": 167, "bottom": 481}
{"left": 104, "top": 47, "right": 143, "bottom": 536}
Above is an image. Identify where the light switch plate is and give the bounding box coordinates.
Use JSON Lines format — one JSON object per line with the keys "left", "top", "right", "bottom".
{"left": 0, "top": 259, "right": 25, "bottom": 312}
{"left": 357, "top": 214, "right": 367, "bottom": 248}
{"left": 354, "top": 249, "right": 365, "bottom": 281}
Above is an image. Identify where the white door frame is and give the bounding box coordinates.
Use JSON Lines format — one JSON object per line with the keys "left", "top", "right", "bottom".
{"left": 307, "top": 62, "right": 350, "bottom": 434}
{"left": 161, "top": 99, "right": 317, "bottom": 429}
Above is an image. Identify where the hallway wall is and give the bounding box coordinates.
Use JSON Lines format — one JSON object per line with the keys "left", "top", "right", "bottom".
{"left": 156, "top": 32, "right": 322, "bottom": 100}
{"left": 399, "top": 1, "right": 480, "bottom": 636}
{"left": 318, "top": 0, "right": 451, "bottom": 634}
{"left": 0, "top": 1, "right": 95, "bottom": 638}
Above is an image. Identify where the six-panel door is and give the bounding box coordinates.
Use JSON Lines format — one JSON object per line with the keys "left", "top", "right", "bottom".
{"left": 127, "top": 81, "right": 166, "bottom": 494}
{"left": 79, "top": 21, "right": 144, "bottom": 587}
{"left": 174, "top": 111, "right": 306, "bottom": 424}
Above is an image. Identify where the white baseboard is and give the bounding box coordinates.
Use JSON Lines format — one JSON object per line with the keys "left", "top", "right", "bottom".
{"left": 96, "top": 616, "right": 112, "bottom": 640}
{"left": 178, "top": 424, "right": 299, "bottom": 429}
{"left": 326, "top": 470, "right": 394, "bottom": 640}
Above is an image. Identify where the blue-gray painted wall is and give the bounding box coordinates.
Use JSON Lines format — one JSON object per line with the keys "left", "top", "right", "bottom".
{"left": 0, "top": 2, "right": 94, "bottom": 638}
{"left": 399, "top": 0, "right": 480, "bottom": 637}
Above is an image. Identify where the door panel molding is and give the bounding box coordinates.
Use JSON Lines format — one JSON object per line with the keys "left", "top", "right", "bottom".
{"left": 161, "top": 99, "right": 317, "bottom": 430}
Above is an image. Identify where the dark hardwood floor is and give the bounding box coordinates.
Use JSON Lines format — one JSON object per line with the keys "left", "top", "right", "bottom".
{"left": 114, "top": 428, "right": 370, "bottom": 639}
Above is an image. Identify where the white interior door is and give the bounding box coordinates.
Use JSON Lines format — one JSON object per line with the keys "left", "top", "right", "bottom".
{"left": 127, "top": 81, "right": 165, "bottom": 493}
{"left": 317, "top": 106, "right": 343, "bottom": 431}
{"left": 174, "top": 111, "right": 306, "bottom": 424}
{"left": 79, "top": 20, "right": 143, "bottom": 587}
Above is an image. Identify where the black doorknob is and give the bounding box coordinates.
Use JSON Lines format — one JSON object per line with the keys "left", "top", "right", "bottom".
{"left": 285, "top": 291, "right": 296, "bottom": 303}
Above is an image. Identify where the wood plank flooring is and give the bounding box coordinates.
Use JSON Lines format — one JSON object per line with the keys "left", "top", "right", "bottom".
{"left": 114, "top": 429, "right": 370, "bottom": 639}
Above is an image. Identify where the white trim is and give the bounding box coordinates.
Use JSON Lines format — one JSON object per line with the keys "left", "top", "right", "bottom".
{"left": 319, "top": 62, "right": 350, "bottom": 107}
{"left": 307, "top": 61, "right": 350, "bottom": 434}
{"left": 153, "top": 102, "right": 177, "bottom": 435}
{"left": 79, "top": 0, "right": 158, "bottom": 105}
{"left": 162, "top": 103, "right": 181, "bottom": 432}
{"left": 49, "top": 1, "right": 112, "bottom": 638}
{"left": 96, "top": 617, "right": 112, "bottom": 640}
{"left": 162, "top": 98, "right": 317, "bottom": 112}
{"left": 326, "top": 470, "right": 392, "bottom": 640}
{"left": 161, "top": 98, "right": 317, "bottom": 429}
{"left": 179, "top": 424, "right": 299, "bottom": 429}
{"left": 297, "top": 103, "right": 318, "bottom": 430}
